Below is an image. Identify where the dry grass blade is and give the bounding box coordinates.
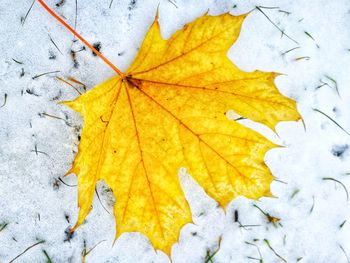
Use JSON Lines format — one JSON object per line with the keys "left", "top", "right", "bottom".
{"left": 339, "top": 244, "right": 350, "bottom": 263}
{"left": 95, "top": 188, "right": 111, "bottom": 214}
{"left": 82, "top": 239, "right": 107, "bottom": 263}
{"left": 42, "top": 249, "right": 53, "bottom": 263}
{"left": 57, "top": 77, "right": 82, "bottom": 95}
{"left": 205, "top": 237, "right": 222, "bottom": 263}
{"left": 245, "top": 241, "right": 263, "bottom": 262}
{"left": 32, "top": 70, "right": 60, "bottom": 80}
{"left": 0, "top": 94, "right": 7, "bottom": 108}
{"left": 49, "top": 34, "right": 63, "bottom": 55}
{"left": 313, "top": 108, "right": 350, "bottom": 136}
{"left": 9, "top": 240, "right": 45, "bottom": 263}
{"left": 255, "top": 6, "right": 299, "bottom": 45}
{"left": 322, "top": 177, "right": 349, "bottom": 201}
{"left": 263, "top": 239, "right": 286, "bottom": 263}
{"left": 22, "top": 0, "right": 35, "bottom": 25}
{"left": 59, "top": 177, "right": 77, "bottom": 187}
{"left": 0, "top": 222, "right": 8, "bottom": 232}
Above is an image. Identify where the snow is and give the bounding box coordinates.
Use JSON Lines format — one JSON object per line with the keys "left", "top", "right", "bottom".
{"left": 1, "top": 0, "right": 350, "bottom": 262}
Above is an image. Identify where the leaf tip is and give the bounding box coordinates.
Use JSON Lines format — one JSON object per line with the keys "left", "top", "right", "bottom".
{"left": 64, "top": 167, "right": 74, "bottom": 177}
{"left": 155, "top": 3, "right": 160, "bottom": 21}
{"left": 239, "top": 11, "right": 250, "bottom": 19}
{"left": 60, "top": 100, "right": 74, "bottom": 108}
{"left": 264, "top": 190, "right": 275, "bottom": 198}
{"left": 60, "top": 99, "right": 83, "bottom": 113}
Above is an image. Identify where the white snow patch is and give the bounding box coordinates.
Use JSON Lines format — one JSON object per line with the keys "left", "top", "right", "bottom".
{"left": 1, "top": 0, "right": 350, "bottom": 262}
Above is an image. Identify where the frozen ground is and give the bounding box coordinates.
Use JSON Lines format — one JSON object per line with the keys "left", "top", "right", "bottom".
{"left": 1, "top": 0, "right": 350, "bottom": 262}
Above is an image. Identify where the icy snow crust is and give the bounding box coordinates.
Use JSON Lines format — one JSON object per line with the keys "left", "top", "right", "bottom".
{"left": 1, "top": 0, "right": 350, "bottom": 262}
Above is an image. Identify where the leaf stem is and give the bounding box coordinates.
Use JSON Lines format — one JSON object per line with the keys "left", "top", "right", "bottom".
{"left": 37, "top": 0, "right": 124, "bottom": 77}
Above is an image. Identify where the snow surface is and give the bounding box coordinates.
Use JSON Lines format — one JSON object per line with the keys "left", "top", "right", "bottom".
{"left": 1, "top": 0, "right": 350, "bottom": 262}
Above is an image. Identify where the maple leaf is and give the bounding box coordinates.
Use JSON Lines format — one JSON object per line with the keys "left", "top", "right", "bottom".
{"left": 38, "top": 1, "right": 300, "bottom": 255}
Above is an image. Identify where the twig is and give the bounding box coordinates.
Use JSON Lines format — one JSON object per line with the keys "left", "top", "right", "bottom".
{"left": 255, "top": 6, "right": 299, "bottom": 45}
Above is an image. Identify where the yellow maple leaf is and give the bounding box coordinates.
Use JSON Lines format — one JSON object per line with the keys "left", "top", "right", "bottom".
{"left": 38, "top": 1, "right": 300, "bottom": 255}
